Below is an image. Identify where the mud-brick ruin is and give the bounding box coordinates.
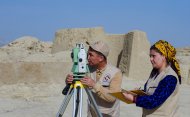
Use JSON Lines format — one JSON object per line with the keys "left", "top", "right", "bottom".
{"left": 0, "top": 27, "right": 189, "bottom": 85}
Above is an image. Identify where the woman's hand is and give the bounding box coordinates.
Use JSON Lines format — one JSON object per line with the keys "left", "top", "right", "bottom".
{"left": 122, "top": 92, "right": 136, "bottom": 103}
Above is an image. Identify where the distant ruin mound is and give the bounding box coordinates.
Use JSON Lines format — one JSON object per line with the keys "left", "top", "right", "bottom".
{"left": 0, "top": 27, "right": 189, "bottom": 85}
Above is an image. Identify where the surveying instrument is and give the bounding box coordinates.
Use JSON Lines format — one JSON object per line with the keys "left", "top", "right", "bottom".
{"left": 56, "top": 43, "right": 103, "bottom": 117}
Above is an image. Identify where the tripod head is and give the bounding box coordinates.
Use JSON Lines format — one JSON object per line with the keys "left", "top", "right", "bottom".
{"left": 71, "top": 43, "right": 89, "bottom": 80}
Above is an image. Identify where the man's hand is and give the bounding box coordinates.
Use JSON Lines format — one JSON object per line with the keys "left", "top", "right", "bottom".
{"left": 80, "top": 77, "right": 95, "bottom": 88}
{"left": 65, "top": 74, "right": 74, "bottom": 84}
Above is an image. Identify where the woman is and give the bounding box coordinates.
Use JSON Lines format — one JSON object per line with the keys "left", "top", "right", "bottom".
{"left": 123, "top": 40, "right": 181, "bottom": 117}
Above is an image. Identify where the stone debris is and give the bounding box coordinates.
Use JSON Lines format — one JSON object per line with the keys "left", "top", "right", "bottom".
{"left": 0, "top": 36, "right": 71, "bottom": 62}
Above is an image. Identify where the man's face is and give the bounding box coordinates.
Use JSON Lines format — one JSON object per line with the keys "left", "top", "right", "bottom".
{"left": 87, "top": 50, "right": 103, "bottom": 66}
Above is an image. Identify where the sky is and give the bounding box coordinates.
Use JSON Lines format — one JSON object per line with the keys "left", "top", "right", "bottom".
{"left": 0, "top": 0, "right": 190, "bottom": 47}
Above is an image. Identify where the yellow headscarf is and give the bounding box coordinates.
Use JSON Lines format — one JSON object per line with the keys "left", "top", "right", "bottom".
{"left": 153, "top": 40, "right": 181, "bottom": 83}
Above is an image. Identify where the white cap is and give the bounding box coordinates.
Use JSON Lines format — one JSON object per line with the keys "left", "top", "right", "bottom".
{"left": 90, "top": 41, "right": 109, "bottom": 57}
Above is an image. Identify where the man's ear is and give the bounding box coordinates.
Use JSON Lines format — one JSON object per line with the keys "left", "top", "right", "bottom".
{"left": 98, "top": 55, "right": 104, "bottom": 62}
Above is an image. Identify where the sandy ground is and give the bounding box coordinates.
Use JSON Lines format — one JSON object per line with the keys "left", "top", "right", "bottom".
{"left": 0, "top": 79, "right": 190, "bottom": 117}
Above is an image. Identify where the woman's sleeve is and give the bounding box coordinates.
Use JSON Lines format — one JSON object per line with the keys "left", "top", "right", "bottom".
{"left": 136, "top": 75, "right": 177, "bottom": 109}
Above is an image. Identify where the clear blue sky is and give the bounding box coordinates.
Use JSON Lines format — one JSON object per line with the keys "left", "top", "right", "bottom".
{"left": 0, "top": 0, "right": 190, "bottom": 47}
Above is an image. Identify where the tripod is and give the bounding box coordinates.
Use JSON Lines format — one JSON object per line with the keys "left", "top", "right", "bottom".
{"left": 56, "top": 80, "right": 103, "bottom": 117}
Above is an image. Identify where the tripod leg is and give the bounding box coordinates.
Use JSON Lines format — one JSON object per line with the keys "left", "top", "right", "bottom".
{"left": 73, "top": 86, "right": 81, "bottom": 117}
{"left": 72, "top": 85, "right": 83, "bottom": 117}
{"left": 79, "top": 87, "right": 83, "bottom": 117}
{"left": 73, "top": 86, "right": 77, "bottom": 117}
{"left": 56, "top": 88, "right": 74, "bottom": 117}
{"left": 85, "top": 88, "right": 103, "bottom": 117}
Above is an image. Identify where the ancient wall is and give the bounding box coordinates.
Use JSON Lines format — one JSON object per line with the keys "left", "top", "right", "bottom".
{"left": 119, "top": 31, "right": 152, "bottom": 80}
{"left": 2, "top": 27, "right": 189, "bottom": 85}
{"left": 51, "top": 27, "right": 124, "bottom": 67}
{"left": 0, "top": 62, "right": 72, "bottom": 85}
{"left": 176, "top": 47, "right": 190, "bottom": 84}
{"left": 105, "top": 34, "right": 125, "bottom": 66}
{"left": 52, "top": 27, "right": 106, "bottom": 53}
{"left": 52, "top": 27, "right": 152, "bottom": 80}
{"left": 119, "top": 33, "right": 133, "bottom": 76}
{"left": 188, "top": 70, "right": 190, "bottom": 85}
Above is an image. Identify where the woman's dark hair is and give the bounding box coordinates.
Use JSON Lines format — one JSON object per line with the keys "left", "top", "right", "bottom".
{"left": 150, "top": 45, "right": 160, "bottom": 53}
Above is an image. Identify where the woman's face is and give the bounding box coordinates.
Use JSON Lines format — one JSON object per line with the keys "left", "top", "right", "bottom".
{"left": 150, "top": 49, "right": 166, "bottom": 70}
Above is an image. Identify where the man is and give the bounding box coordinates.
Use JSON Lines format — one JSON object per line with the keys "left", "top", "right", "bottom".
{"left": 66, "top": 41, "right": 122, "bottom": 117}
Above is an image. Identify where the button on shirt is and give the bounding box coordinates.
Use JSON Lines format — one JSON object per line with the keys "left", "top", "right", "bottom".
{"left": 96, "top": 68, "right": 105, "bottom": 81}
